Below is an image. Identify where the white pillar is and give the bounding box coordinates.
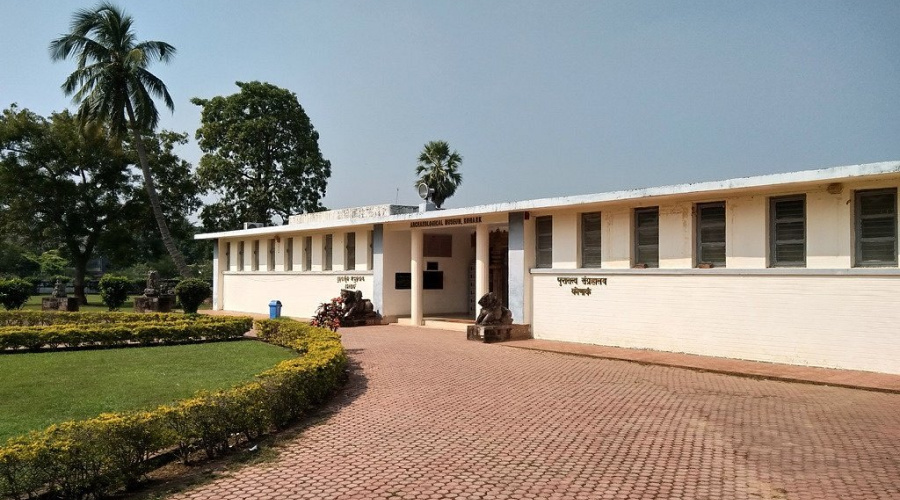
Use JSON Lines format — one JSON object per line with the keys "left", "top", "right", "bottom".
{"left": 410, "top": 229, "right": 424, "bottom": 326}
{"left": 474, "top": 224, "right": 489, "bottom": 318}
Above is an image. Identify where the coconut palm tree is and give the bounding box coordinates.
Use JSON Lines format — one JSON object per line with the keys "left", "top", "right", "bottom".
{"left": 50, "top": 2, "right": 191, "bottom": 277}
{"left": 414, "top": 140, "right": 463, "bottom": 208}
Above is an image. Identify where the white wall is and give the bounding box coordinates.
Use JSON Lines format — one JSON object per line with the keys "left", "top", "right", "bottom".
{"left": 222, "top": 272, "right": 373, "bottom": 317}
{"left": 531, "top": 272, "right": 900, "bottom": 374}
{"left": 379, "top": 227, "right": 475, "bottom": 318}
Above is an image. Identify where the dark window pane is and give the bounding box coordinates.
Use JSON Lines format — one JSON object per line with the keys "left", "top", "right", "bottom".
{"left": 636, "top": 245, "right": 659, "bottom": 266}
{"left": 775, "top": 221, "right": 805, "bottom": 242}
{"left": 860, "top": 240, "right": 896, "bottom": 263}
{"left": 700, "top": 243, "right": 726, "bottom": 265}
{"left": 700, "top": 225, "right": 725, "bottom": 243}
{"left": 775, "top": 199, "right": 804, "bottom": 220}
{"left": 860, "top": 218, "right": 896, "bottom": 239}
{"left": 860, "top": 193, "right": 895, "bottom": 216}
{"left": 775, "top": 243, "right": 804, "bottom": 264}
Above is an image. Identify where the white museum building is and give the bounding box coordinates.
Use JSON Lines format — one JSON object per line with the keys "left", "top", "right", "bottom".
{"left": 196, "top": 161, "right": 900, "bottom": 375}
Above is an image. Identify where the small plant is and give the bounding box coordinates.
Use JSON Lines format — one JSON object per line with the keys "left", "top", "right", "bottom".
{"left": 311, "top": 296, "right": 342, "bottom": 331}
{"left": 174, "top": 279, "right": 211, "bottom": 314}
{"left": 99, "top": 275, "right": 131, "bottom": 311}
{"left": 0, "top": 278, "right": 33, "bottom": 310}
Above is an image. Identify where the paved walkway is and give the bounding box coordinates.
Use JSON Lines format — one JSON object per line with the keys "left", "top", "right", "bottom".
{"left": 172, "top": 325, "right": 899, "bottom": 500}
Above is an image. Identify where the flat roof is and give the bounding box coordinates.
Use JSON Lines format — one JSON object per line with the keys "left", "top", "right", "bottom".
{"left": 196, "top": 160, "right": 900, "bottom": 240}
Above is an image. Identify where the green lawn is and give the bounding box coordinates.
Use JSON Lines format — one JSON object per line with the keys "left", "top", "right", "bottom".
{"left": 0, "top": 341, "right": 296, "bottom": 441}
{"left": 21, "top": 293, "right": 211, "bottom": 312}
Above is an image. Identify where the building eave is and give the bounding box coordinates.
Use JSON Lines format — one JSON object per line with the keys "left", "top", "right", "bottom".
{"left": 194, "top": 160, "right": 900, "bottom": 240}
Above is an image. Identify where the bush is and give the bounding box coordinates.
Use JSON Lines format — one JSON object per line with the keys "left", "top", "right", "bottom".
{"left": 0, "top": 278, "right": 33, "bottom": 311}
{"left": 0, "top": 319, "right": 346, "bottom": 499}
{"left": 0, "top": 312, "right": 253, "bottom": 351}
{"left": 174, "top": 279, "right": 211, "bottom": 314}
{"left": 99, "top": 275, "right": 132, "bottom": 311}
{"left": 311, "top": 296, "right": 342, "bottom": 331}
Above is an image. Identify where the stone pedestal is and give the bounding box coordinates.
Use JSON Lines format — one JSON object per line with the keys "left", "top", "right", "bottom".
{"left": 41, "top": 297, "right": 79, "bottom": 312}
{"left": 466, "top": 324, "right": 532, "bottom": 343}
{"left": 134, "top": 295, "right": 176, "bottom": 313}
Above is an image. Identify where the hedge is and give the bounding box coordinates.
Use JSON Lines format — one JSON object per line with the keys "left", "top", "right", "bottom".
{"left": 0, "top": 319, "right": 346, "bottom": 499}
{"left": 0, "top": 313, "right": 253, "bottom": 351}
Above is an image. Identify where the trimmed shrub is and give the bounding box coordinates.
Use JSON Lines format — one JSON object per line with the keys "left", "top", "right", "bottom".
{"left": 0, "top": 312, "right": 253, "bottom": 351}
{"left": 174, "top": 279, "right": 211, "bottom": 314}
{"left": 0, "top": 319, "right": 345, "bottom": 499}
{"left": 99, "top": 275, "right": 131, "bottom": 311}
{"left": 0, "top": 278, "right": 33, "bottom": 311}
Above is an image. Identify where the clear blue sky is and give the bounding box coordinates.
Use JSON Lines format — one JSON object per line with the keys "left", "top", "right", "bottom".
{"left": 2, "top": 1, "right": 899, "bottom": 212}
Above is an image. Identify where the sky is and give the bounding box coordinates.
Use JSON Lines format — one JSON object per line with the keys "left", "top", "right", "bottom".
{"left": 2, "top": 1, "right": 899, "bottom": 214}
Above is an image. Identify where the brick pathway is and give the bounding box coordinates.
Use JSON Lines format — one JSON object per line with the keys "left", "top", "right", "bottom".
{"left": 173, "top": 325, "right": 900, "bottom": 500}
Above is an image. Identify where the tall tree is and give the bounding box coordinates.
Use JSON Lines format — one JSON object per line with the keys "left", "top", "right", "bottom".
{"left": 0, "top": 107, "right": 136, "bottom": 303}
{"left": 50, "top": 2, "right": 192, "bottom": 277}
{"left": 192, "top": 81, "right": 332, "bottom": 230}
{"left": 415, "top": 140, "right": 463, "bottom": 208}
{"left": 0, "top": 107, "right": 200, "bottom": 303}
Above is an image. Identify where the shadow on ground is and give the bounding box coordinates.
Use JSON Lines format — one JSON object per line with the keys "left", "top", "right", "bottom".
{"left": 115, "top": 349, "right": 369, "bottom": 499}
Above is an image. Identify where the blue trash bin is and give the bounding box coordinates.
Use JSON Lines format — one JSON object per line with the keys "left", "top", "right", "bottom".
{"left": 269, "top": 300, "right": 282, "bottom": 319}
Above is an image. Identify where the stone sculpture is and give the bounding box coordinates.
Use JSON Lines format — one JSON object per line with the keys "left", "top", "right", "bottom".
{"left": 134, "top": 270, "right": 175, "bottom": 313}
{"left": 475, "top": 292, "right": 513, "bottom": 326}
{"left": 51, "top": 278, "right": 67, "bottom": 298}
{"left": 339, "top": 289, "right": 379, "bottom": 326}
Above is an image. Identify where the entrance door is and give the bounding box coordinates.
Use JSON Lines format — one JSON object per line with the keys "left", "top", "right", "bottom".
{"left": 488, "top": 230, "right": 509, "bottom": 306}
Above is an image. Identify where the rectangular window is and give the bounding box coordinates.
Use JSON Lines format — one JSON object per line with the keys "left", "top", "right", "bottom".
{"left": 284, "top": 238, "right": 294, "bottom": 271}
{"left": 634, "top": 207, "right": 659, "bottom": 268}
{"left": 770, "top": 195, "right": 806, "bottom": 267}
{"left": 535, "top": 216, "right": 553, "bottom": 268}
{"left": 225, "top": 243, "right": 231, "bottom": 271}
{"left": 267, "top": 239, "right": 275, "bottom": 271}
{"left": 323, "top": 234, "right": 333, "bottom": 271}
{"left": 581, "top": 212, "right": 602, "bottom": 268}
{"left": 696, "top": 202, "right": 726, "bottom": 268}
{"left": 855, "top": 188, "right": 898, "bottom": 267}
{"left": 304, "top": 236, "right": 312, "bottom": 271}
{"left": 237, "top": 241, "right": 245, "bottom": 271}
{"left": 252, "top": 240, "right": 260, "bottom": 271}
{"left": 346, "top": 232, "right": 356, "bottom": 270}
{"left": 368, "top": 230, "right": 374, "bottom": 271}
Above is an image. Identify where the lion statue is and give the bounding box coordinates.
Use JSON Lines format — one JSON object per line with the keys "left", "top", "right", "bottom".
{"left": 340, "top": 289, "right": 375, "bottom": 322}
{"left": 475, "top": 292, "right": 513, "bottom": 326}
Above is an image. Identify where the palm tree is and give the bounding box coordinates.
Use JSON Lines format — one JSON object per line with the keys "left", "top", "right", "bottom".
{"left": 415, "top": 140, "right": 463, "bottom": 208}
{"left": 50, "top": 2, "right": 191, "bottom": 277}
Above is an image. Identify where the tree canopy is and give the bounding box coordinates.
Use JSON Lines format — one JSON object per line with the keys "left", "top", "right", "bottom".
{"left": 0, "top": 106, "right": 199, "bottom": 302}
{"left": 415, "top": 140, "right": 463, "bottom": 208}
{"left": 192, "top": 81, "right": 332, "bottom": 230}
{"left": 50, "top": 2, "right": 191, "bottom": 277}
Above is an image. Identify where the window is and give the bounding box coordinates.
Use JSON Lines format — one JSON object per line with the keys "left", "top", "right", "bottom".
{"left": 252, "top": 240, "right": 260, "bottom": 271}
{"left": 634, "top": 207, "right": 659, "bottom": 268}
{"left": 535, "top": 216, "right": 552, "bottom": 268}
{"left": 855, "top": 189, "right": 898, "bottom": 267}
{"left": 303, "top": 236, "right": 312, "bottom": 271}
{"left": 770, "top": 195, "right": 806, "bottom": 267}
{"left": 237, "top": 241, "right": 245, "bottom": 271}
{"left": 323, "top": 234, "right": 333, "bottom": 271}
{"left": 696, "top": 202, "right": 726, "bottom": 268}
{"left": 581, "top": 212, "right": 602, "bottom": 268}
{"left": 225, "top": 243, "right": 231, "bottom": 271}
{"left": 346, "top": 232, "right": 356, "bottom": 270}
{"left": 284, "top": 238, "right": 294, "bottom": 271}
{"left": 267, "top": 239, "right": 275, "bottom": 271}
{"left": 368, "top": 230, "right": 374, "bottom": 271}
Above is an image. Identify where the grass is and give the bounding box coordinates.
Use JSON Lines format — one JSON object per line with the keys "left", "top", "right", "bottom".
{"left": 0, "top": 340, "right": 297, "bottom": 441}
{"left": 21, "top": 293, "right": 211, "bottom": 312}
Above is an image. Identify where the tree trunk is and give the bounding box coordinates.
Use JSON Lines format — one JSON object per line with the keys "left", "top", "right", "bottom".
{"left": 125, "top": 101, "right": 192, "bottom": 278}
{"left": 73, "top": 259, "right": 88, "bottom": 306}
